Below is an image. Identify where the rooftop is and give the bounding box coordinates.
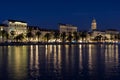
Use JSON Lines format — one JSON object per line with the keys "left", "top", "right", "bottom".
{"left": 92, "top": 19, "right": 96, "bottom": 23}
{"left": 59, "top": 23, "right": 77, "bottom": 27}
{"left": 7, "top": 19, "right": 27, "bottom": 23}
{"left": 28, "top": 26, "right": 59, "bottom": 32}
{"left": 106, "top": 29, "right": 118, "bottom": 31}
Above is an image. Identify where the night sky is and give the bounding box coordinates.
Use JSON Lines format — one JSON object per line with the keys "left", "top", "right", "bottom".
{"left": 0, "top": 0, "right": 120, "bottom": 30}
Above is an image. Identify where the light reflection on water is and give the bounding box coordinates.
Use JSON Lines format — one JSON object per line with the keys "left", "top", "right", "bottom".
{"left": 0, "top": 44, "right": 120, "bottom": 80}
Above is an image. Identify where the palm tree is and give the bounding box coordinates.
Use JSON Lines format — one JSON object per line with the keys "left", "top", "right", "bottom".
{"left": 35, "top": 31, "right": 41, "bottom": 42}
{"left": 27, "top": 27, "right": 33, "bottom": 32}
{"left": 0, "top": 30, "right": 3, "bottom": 42}
{"left": 115, "top": 34, "right": 119, "bottom": 41}
{"left": 10, "top": 31, "right": 16, "bottom": 42}
{"left": 94, "top": 35, "right": 102, "bottom": 42}
{"left": 53, "top": 31, "right": 60, "bottom": 42}
{"left": 5, "top": 32, "right": 9, "bottom": 42}
{"left": 26, "top": 31, "right": 34, "bottom": 42}
{"left": 60, "top": 32, "right": 66, "bottom": 42}
{"left": 0, "top": 30, "right": 8, "bottom": 42}
{"left": 80, "top": 31, "right": 87, "bottom": 42}
{"left": 118, "top": 33, "right": 120, "bottom": 41}
{"left": 14, "top": 33, "right": 24, "bottom": 42}
{"left": 44, "top": 33, "right": 51, "bottom": 42}
{"left": 73, "top": 31, "right": 79, "bottom": 42}
{"left": 110, "top": 34, "right": 114, "bottom": 42}
{"left": 67, "top": 32, "right": 73, "bottom": 42}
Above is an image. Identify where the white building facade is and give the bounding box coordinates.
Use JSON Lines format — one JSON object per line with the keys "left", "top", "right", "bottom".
{"left": 59, "top": 24, "right": 77, "bottom": 33}
{"left": 3, "top": 20, "right": 27, "bottom": 35}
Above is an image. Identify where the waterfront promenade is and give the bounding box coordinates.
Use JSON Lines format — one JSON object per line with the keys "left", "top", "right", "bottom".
{"left": 0, "top": 41, "right": 119, "bottom": 46}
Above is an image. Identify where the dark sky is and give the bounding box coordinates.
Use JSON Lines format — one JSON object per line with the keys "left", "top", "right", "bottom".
{"left": 0, "top": 0, "right": 120, "bottom": 30}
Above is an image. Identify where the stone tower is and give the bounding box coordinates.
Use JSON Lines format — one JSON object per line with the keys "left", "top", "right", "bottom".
{"left": 91, "top": 18, "right": 97, "bottom": 30}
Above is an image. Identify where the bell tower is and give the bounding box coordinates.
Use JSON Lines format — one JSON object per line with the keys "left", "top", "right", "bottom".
{"left": 91, "top": 18, "right": 97, "bottom": 30}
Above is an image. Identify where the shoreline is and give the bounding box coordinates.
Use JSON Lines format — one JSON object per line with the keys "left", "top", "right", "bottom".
{"left": 0, "top": 42, "right": 119, "bottom": 46}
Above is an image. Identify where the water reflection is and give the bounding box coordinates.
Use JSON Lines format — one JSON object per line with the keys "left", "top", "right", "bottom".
{"left": 0, "top": 46, "right": 28, "bottom": 80}
{"left": 28, "top": 45, "right": 40, "bottom": 79}
{"left": 0, "top": 44, "right": 120, "bottom": 80}
{"left": 104, "top": 45, "right": 119, "bottom": 79}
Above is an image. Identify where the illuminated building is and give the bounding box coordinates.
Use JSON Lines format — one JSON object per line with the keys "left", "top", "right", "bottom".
{"left": 59, "top": 24, "right": 77, "bottom": 33}
{"left": 3, "top": 20, "right": 27, "bottom": 35}
{"left": 27, "top": 26, "right": 58, "bottom": 42}
{"left": 0, "top": 18, "right": 119, "bottom": 43}
{"left": 90, "top": 30, "right": 106, "bottom": 41}
{"left": 0, "top": 24, "right": 5, "bottom": 31}
{"left": 105, "top": 29, "right": 119, "bottom": 42}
